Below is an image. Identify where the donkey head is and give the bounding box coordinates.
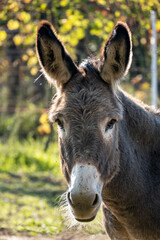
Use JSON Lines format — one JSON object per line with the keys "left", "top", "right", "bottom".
{"left": 36, "top": 21, "right": 132, "bottom": 222}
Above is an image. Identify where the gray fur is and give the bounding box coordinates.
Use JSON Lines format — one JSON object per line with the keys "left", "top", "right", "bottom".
{"left": 37, "top": 21, "right": 160, "bottom": 240}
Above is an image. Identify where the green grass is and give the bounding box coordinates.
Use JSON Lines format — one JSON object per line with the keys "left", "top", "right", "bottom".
{"left": 0, "top": 138, "right": 61, "bottom": 177}
{"left": 0, "top": 139, "right": 67, "bottom": 236}
{"left": 0, "top": 172, "right": 66, "bottom": 236}
{"left": 0, "top": 139, "right": 104, "bottom": 237}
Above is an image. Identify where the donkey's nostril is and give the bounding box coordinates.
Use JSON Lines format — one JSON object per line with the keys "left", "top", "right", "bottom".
{"left": 92, "top": 194, "right": 99, "bottom": 206}
{"left": 67, "top": 192, "right": 73, "bottom": 206}
{"left": 67, "top": 191, "right": 99, "bottom": 208}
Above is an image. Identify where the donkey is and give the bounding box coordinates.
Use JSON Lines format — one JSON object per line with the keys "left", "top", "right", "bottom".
{"left": 36, "top": 20, "right": 160, "bottom": 240}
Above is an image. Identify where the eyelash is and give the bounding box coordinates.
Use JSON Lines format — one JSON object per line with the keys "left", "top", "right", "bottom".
{"left": 55, "top": 118, "right": 116, "bottom": 132}
{"left": 105, "top": 119, "right": 117, "bottom": 132}
{"left": 55, "top": 119, "right": 65, "bottom": 131}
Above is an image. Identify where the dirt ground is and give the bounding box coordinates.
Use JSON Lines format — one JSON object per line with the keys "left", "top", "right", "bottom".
{"left": 0, "top": 231, "right": 107, "bottom": 240}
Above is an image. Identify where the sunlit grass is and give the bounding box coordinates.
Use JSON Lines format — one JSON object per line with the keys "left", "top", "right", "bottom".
{"left": 0, "top": 139, "right": 66, "bottom": 236}
{"left": 0, "top": 139, "right": 104, "bottom": 236}
{"left": 0, "top": 138, "right": 61, "bottom": 179}
{"left": 0, "top": 172, "right": 66, "bottom": 236}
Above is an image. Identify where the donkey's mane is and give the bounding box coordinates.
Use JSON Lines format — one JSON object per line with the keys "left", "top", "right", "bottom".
{"left": 79, "top": 57, "right": 100, "bottom": 75}
{"left": 119, "top": 88, "right": 160, "bottom": 118}
{"left": 80, "top": 58, "right": 160, "bottom": 119}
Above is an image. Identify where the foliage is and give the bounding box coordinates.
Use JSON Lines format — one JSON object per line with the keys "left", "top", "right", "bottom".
{"left": 0, "top": 0, "right": 159, "bottom": 112}
{"left": 0, "top": 109, "right": 57, "bottom": 142}
{"left": 37, "top": 113, "right": 51, "bottom": 135}
{"left": 121, "top": 79, "right": 152, "bottom": 105}
{"left": 0, "top": 111, "right": 39, "bottom": 140}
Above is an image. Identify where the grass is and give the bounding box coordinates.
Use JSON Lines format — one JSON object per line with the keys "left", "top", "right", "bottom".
{"left": 0, "top": 138, "right": 66, "bottom": 236}
{"left": 0, "top": 172, "right": 65, "bottom": 236}
{"left": 0, "top": 138, "right": 61, "bottom": 178}
{"left": 0, "top": 138, "right": 104, "bottom": 237}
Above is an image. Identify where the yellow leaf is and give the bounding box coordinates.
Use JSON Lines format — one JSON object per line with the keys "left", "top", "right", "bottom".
{"left": 23, "top": 0, "right": 32, "bottom": 3}
{"left": 0, "top": 31, "right": 7, "bottom": 41}
{"left": 60, "top": 22, "right": 72, "bottom": 32}
{"left": 145, "top": 23, "right": 150, "bottom": 30}
{"left": 140, "top": 38, "right": 147, "bottom": 45}
{"left": 18, "top": 11, "right": 31, "bottom": 23}
{"left": 28, "top": 56, "right": 37, "bottom": 66}
{"left": 43, "top": 123, "right": 51, "bottom": 134}
{"left": 30, "top": 67, "right": 38, "bottom": 76}
{"left": 37, "top": 125, "right": 43, "bottom": 135}
{"left": 156, "top": 20, "right": 160, "bottom": 32}
{"left": 95, "top": 19, "right": 103, "bottom": 28}
{"left": 121, "top": 4, "right": 128, "bottom": 10}
{"left": 120, "top": 16, "right": 127, "bottom": 22}
{"left": 23, "top": 35, "right": 35, "bottom": 45}
{"left": 108, "top": 21, "right": 114, "bottom": 29}
{"left": 60, "top": 0, "right": 69, "bottom": 7}
{"left": 115, "top": 11, "right": 121, "bottom": 18}
{"left": 9, "top": 2, "right": 19, "bottom": 11}
{"left": 22, "top": 54, "right": 28, "bottom": 61}
{"left": 39, "top": 113, "right": 48, "bottom": 124}
{"left": 69, "top": 35, "right": 78, "bottom": 46}
{"left": 37, "top": 123, "right": 51, "bottom": 135}
{"left": 141, "top": 82, "right": 150, "bottom": 90}
{"left": 90, "top": 29, "right": 102, "bottom": 36}
{"left": 22, "top": 24, "right": 32, "bottom": 34}
{"left": 13, "top": 35, "right": 24, "bottom": 45}
{"left": 66, "top": 9, "right": 72, "bottom": 17}
{"left": 7, "top": 20, "right": 20, "bottom": 30}
{"left": 75, "top": 28, "right": 84, "bottom": 39}
{"left": 97, "top": 0, "right": 106, "bottom": 4}
{"left": 27, "top": 49, "right": 34, "bottom": 56}
{"left": 40, "top": 3, "right": 47, "bottom": 10}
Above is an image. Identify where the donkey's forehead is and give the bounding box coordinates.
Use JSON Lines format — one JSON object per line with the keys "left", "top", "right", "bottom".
{"left": 50, "top": 67, "right": 123, "bottom": 120}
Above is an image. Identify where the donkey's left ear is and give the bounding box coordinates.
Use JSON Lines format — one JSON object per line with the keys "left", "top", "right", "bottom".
{"left": 36, "top": 21, "right": 78, "bottom": 88}
{"left": 100, "top": 22, "right": 132, "bottom": 87}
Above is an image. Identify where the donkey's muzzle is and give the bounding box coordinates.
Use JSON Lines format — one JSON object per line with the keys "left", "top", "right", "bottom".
{"left": 67, "top": 163, "right": 102, "bottom": 222}
{"left": 67, "top": 191, "right": 100, "bottom": 222}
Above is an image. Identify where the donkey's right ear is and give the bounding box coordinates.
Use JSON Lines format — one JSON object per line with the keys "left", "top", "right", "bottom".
{"left": 36, "top": 21, "right": 78, "bottom": 88}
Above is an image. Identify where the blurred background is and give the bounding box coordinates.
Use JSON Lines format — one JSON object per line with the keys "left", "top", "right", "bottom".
{"left": 0, "top": 0, "right": 159, "bottom": 238}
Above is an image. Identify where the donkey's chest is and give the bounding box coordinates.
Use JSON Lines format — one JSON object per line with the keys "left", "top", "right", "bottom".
{"left": 102, "top": 191, "right": 160, "bottom": 240}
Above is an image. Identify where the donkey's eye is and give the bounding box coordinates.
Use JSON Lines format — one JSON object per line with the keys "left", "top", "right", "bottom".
{"left": 105, "top": 119, "right": 117, "bottom": 132}
{"left": 55, "top": 119, "right": 65, "bottom": 131}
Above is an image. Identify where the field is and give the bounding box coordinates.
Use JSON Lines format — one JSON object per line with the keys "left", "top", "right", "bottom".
{"left": 0, "top": 139, "right": 106, "bottom": 239}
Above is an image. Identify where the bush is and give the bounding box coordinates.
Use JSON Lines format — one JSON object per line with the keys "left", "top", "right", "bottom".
{"left": 0, "top": 110, "right": 40, "bottom": 140}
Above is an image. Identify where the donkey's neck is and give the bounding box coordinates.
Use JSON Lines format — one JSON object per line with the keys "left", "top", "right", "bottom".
{"left": 119, "top": 89, "right": 160, "bottom": 148}
{"left": 105, "top": 88, "right": 160, "bottom": 200}
{"left": 117, "top": 89, "right": 160, "bottom": 190}
{"left": 102, "top": 90, "right": 160, "bottom": 238}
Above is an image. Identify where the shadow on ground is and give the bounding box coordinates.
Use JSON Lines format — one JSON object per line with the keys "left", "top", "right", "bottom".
{"left": 0, "top": 171, "right": 66, "bottom": 206}
{"left": 0, "top": 172, "right": 105, "bottom": 238}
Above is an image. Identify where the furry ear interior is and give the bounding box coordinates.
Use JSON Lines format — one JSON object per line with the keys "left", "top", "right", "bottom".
{"left": 36, "top": 21, "right": 78, "bottom": 88}
{"left": 100, "top": 22, "right": 132, "bottom": 88}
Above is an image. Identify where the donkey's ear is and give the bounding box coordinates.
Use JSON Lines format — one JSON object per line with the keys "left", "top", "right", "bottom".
{"left": 36, "top": 21, "right": 78, "bottom": 88}
{"left": 100, "top": 22, "right": 132, "bottom": 88}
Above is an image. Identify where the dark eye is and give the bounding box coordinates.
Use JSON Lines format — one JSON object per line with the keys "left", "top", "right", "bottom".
{"left": 105, "top": 119, "right": 117, "bottom": 132}
{"left": 55, "top": 119, "right": 65, "bottom": 131}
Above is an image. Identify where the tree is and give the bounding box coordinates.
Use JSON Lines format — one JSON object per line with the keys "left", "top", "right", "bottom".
{"left": 0, "top": 0, "right": 159, "bottom": 111}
